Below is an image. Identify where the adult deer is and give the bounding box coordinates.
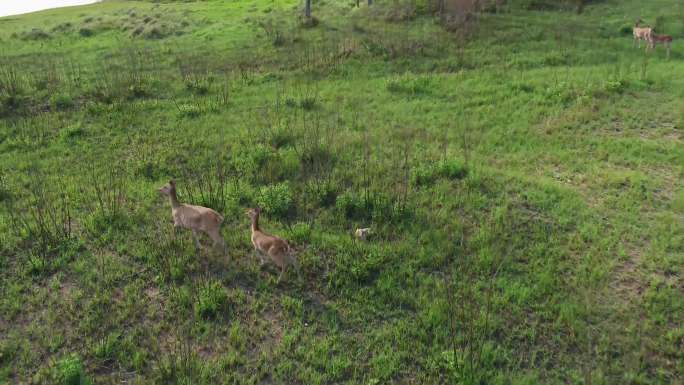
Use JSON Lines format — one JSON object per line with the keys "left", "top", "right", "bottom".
{"left": 158, "top": 180, "right": 227, "bottom": 257}
{"left": 633, "top": 20, "right": 653, "bottom": 49}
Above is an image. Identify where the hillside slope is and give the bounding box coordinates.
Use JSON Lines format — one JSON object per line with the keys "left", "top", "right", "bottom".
{"left": 0, "top": 0, "right": 682, "bottom": 384}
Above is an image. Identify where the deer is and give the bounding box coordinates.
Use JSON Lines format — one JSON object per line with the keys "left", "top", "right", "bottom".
{"left": 158, "top": 180, "right": 227, "bottom": 257}
{"left": 245, "top": 207, "right": 300, "bottom": 282}
{"left": 355, "top": 227, "right": 371, "bottom": 241}
{"left": 649, "top": 34, "right": 673, "bottom": 58}
{"left": 633, "top": 20, "right": 653, "bottom": 49}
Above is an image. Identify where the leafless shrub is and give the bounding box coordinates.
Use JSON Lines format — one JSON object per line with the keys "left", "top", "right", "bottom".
{"left": 176, "top": 54, "right": 213, "bottom": 95}
{"left": 443, "top": 210, "right": 503, "bottom": 383}
{"left": 85, "top": 164, "right": 129, "bottom": 226}
{"left": 383, "top": 0, "right": 418, "bottom": 22}
{"left": 179, "top": 161, "right": 239, "bottom": 215}
{"left": 4, "top": 173, "right": 73, "bottom": 258}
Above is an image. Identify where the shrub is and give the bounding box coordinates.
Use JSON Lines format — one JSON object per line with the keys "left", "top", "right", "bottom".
{"left": 93, "top": 332, "right": 120, "bottom": 363}
{"left": 52, "top": 22, "right": 73, "bottom": 33}
{"left": 258, "top": 183, "right": 294, "bottom": 219}
{"left": 300, "top": 96, "right": 316, "bottom": 110}
{"left": 412, "top": 159, "right": 468, "bottom": 186}
{"left": 602, "top": 79, "right": 627, "bottom": 94}
{"left": 79, "top": 28, "right": 94, "bottom": 37}
{"left": 618, "top": 23, "right": 632, "bottom": 35}
{"left": 20, "top": 28, "right": 51, "bottom": 41}
{"left": 54, "top": 355, "right": 91, "bottom": 385}
{"left": 335, "top": 191, "right": 364, "bottom": 219}
{"left": 51, "top": 94, "right": 74, "bottom": 110}
{"left": 300, "top": 15, "right": 319, "bottom": 28}
{"left": 385, "top": 73, "right": 434, "bottom": 95}
{"left": 176, "top": 103, "right": 202, "bottom": 118}
{"left": 195, "top": 280, "right": 227, "bottom": 319}
{"left": 288, "top": 222, "right": 312, "bottom": 245}
{"left": 384, "top": 1, "right": 417, "bottom": 22}
{"left": 439, "top": 159, "right": 468, "bottom": 180}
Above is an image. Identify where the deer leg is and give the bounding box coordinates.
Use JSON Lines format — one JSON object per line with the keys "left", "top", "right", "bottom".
{"left": 294, "top": 260, "right": 302, "bottom": 279}
{"left": 208, "top": 229, "right": 227, "bottom": 257}
{"left": 191, "top": 230, "right": 201, "bottom": 252}
{"left": 277, "top": 265, "right": 287, "bottom": 283}
{"left": 255, "top": 249, "right": 266, "bottom": 266}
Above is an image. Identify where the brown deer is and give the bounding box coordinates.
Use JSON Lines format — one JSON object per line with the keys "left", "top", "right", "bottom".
{"left": 649, "top": 34, "right": 673, "bottom": 58}
{"left": 633, "top": 20, "right": 653, "bottom": 49}
{"left": 158, "top": 180, "right": 227, "bottom": 256}
{"left": 246, "top": 207, "right": 300, "bottom": 282}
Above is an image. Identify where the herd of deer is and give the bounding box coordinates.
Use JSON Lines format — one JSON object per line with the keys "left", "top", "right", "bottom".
{"left": 158, "top": 180, "right": 371, "bottom": 282}
{"left": 154, "top": 20, "right": 670, "bottom": 283}
{"left": 633, "top": 19, "right": 673, "bottom": 57}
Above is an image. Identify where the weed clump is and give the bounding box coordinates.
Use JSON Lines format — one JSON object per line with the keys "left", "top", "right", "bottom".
{"left": 300, "top": 15, "right": 319, "bottom": 28}
{"left": 383, "top": 1, "right": 417, "bottom": 22}
{"left": 288, "top": 222, "right": 312, "bottom": 245}
{"left": 385, "top": 73, "right": 434, "bottom": 95}
{"left": 79, "top": 27, "right": 94, "bottom": 37}
{"left": 412, "top": 159, "right": 467, "bottom": 187}
{"left": 258, "top": 183, "right": 294, "bottom": 219}
{"left": 618, "top": 23, "right": 632, "bottom": 35}
{"left": 19, "top": 28, "right": 51, "bottom": 41}
{"left": 196, "top": 280, "right": 228, "bottom": 319}
{"left": 51, "top": 94, "right": 75, "bottom": 111}
{"left": 54, "top": 355, "right": 91, "bottom": 385}
{"left": 52, "top": 22, "right": 73, "bottom": 33}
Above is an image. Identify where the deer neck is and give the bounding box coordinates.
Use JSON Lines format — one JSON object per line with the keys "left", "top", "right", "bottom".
{"left": 251, "top": 214, "right": 260, "bottom": 233}
{"left": 168, "top": 189, "right": 181, "bottom": 209}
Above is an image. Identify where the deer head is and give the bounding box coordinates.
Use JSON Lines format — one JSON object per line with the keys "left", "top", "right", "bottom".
{"left": 158, "top": 180, "right": 176, "bottom": 196}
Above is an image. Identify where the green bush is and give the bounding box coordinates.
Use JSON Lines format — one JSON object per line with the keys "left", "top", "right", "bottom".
{"left": 20, "top": 28, "right": 51, "bottom": 41}
{"left": 258, "top": 182, "right": 294, "bottom": 219}
{"left": 385, "top": 73, "right": 434, "bottom": 95}
{"left": 50, "top": 93, "right": 74, "bottom": 110}
{"left": 288, "top": 222, "right": 312, "bottom": 244}
{"left": 54, "top": 355, "right": 91, "bottom": 385}
{"left": 618, "top": 23, "right": 632, "bottom": 35}
{"left": 335, "top": 191, "right": 364, "bottom": 219}
{"left": 195, "top": 280, "right": 227, "bottom": 319}
{"left": 412, "top": 159, "right": 467, "bottom": 186}
{"left": 79, "top": 28, "right": 94, "bottom": 37}
{"left": 93, "top": 332, "right": 120, "bottom": 363}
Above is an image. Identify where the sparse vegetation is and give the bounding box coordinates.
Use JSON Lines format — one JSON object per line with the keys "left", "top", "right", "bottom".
{"left": 0, "top": 0, "right": 682, "bottom": 384}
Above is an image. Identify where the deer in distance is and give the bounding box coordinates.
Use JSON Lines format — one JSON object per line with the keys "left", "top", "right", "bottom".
{"left": 246, "top": 207, "right": 301, "bottom": 282}
{"left": 158, "top": 180, "right": 228, "bottom": 257}
{"left": 649, "top": 34, "right": 673, "bottom": 58}
{"left": 355, "top": 227, "right": 371, "bottom": 241}
{"left": 633, "top": 19, "right": 653, "bottom": 49}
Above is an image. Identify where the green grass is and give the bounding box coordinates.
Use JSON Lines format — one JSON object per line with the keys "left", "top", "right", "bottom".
{"left": 0, "top": 0, "right": 683, "bottom": 384}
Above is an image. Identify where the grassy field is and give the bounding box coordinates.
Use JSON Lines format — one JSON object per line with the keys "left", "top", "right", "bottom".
{"left": 0, "top": 0, "right": 682, "bottom": 384}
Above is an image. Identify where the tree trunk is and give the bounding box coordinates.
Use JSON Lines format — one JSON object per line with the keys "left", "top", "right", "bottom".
{"left": 368, "top": 0, "right": 373, "bottom": 5}
{"left": 305, "top": 0, "right": 312, "bottom": 18}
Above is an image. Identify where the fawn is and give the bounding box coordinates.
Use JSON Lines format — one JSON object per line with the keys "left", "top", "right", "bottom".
{"left": 649, "top": 34, "right": 673, "bottom": 58}
{"left": 355, "top": 227, "right": 371, "bottom": 241}
{"left": 246, "top": 207, "right": 300, "bottom": 282}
